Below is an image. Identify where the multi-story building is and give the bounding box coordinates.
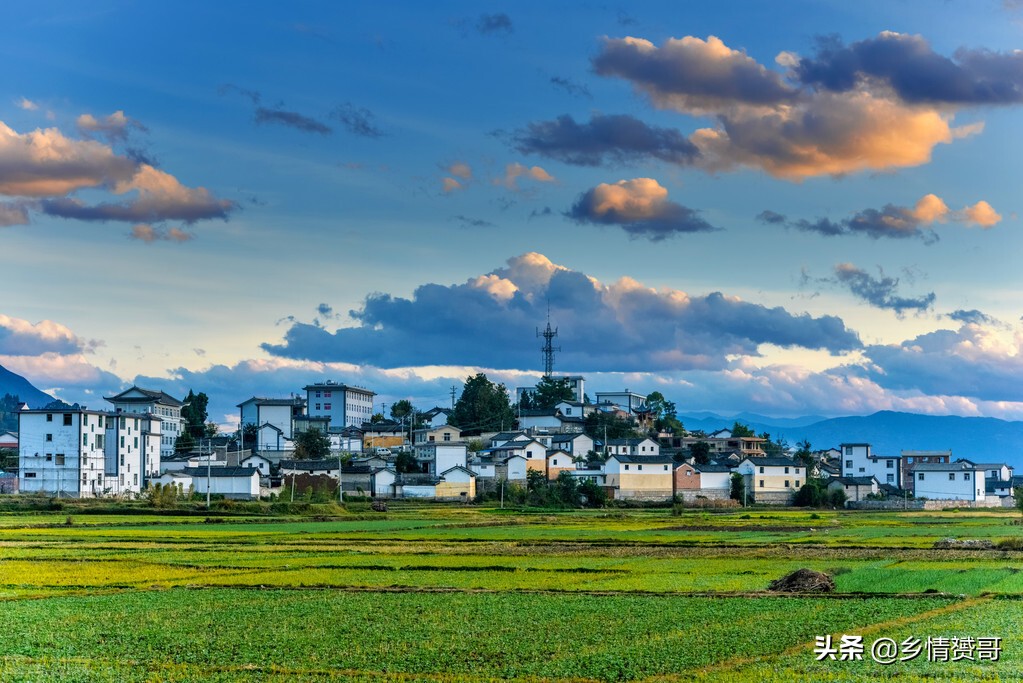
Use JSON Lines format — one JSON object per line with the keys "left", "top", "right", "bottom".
{"left": 839, "top": 443, "right": 902, "bottom": 489}
{"left": 900, "top": 450, "right": 951, "bottom": 494}
{"left": 105, "top": 386, "right": 186, "bottom": 458}
{"left": 594, "top": 390, "right": 647, "bottom": 415}
{"left": 736, "top": 456, "right": 804, "bottom": 504}
{"left": 18, "top": 407, "right": 160, "bottom": 497}
{"left": 911, "top": 461, "right": 985, "bottom": 502}
{"left": 304, "top": 381, "right": 375, "bottom": 429}
{"left": 237, "top": 397, "right": 306, "bottom": 453}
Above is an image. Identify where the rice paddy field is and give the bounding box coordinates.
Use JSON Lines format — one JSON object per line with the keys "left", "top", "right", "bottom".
{"left": 0, "top": 502, "right": 1021, "bottom": 681}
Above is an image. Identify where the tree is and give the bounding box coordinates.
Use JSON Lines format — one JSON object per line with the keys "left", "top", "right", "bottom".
{"left": 689, "top": 441, "right": 711, "bottom": 465}
{"left": 174, "top": 431, "right": 196, "bottom": 453}
{"left": 729, "top": 472, "right": 745, "bottom": 502}
{"left": 794, "top": 478, "right": 828, "bottom": 507}
{"left": 450, "top": 373, "right": 516, "bottom": 435}
{"left": 204, "top": 422, "right": 219, "bottom": 438}
{"left": 0, "top": 448, "right": 18, "bottom": 470}
{"left": 731, "top": 421, "right": 755, "bottom": 438}
{"left": 794, "top": 439, "right": 814, "bottom": 470}
{"left": 181, "top": 390, "right": 210, "bottom": 440}
{"left": 583, "top": 411, "right": 638, "bottom": 441}
{"left": 1015, "top": 486, "right": 1023, "bottom": 519}
{"left": 645, "top": 391, "right": 683, "bottom": 434}
{"left": 370, "top": 412, "right": 385, "bottom": 424}
{"left": 294, "top": 428, "right": 331, "bottom": 460}
{"left": 395, "top": 451, "right": 419, "bottom": 473}
{"left": 761, "top": 432, "right": 789, "bottom": 457}
{"left": 240, "top": 423, "right": 259, "bottom": 447}
{"left": 529, "top": 376, "right": 575, "bottom": 410}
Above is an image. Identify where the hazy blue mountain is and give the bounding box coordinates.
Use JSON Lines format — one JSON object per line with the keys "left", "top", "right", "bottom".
{"left": 0, "top": 365, "right": 54, "bottom": 409}
{"left": 0, "top": 365, "right": 56, "bottom": 433}
{"left": 680, "top": 409, "right": 1023, "bottom": 468}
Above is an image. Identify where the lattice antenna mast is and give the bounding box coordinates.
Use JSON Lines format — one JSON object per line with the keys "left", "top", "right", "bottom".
{"left": 536, "top": 305, "right": 560, "bottom": 377}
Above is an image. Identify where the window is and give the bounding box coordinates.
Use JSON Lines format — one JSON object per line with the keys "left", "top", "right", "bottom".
{"left": 443, "top": 433, "right": 451, "bottom": 442}
{"left": 120, "top": 417, "right": 125, "bottom": 429}
{"left": 552, "top": 459, "right": 558, "bottom": 466}
{"left": 759, "top": 466, "right": 764, "bottom": 474}
{"left": 845, "top": 447, "right": 853, "bottom": 455}
{"left": 686, "top": 470, "right": 692, "bottom": 476}
{"left": 624, "top": 464, "right": 630, "bottom": 471}
{"left": 638, "top": 465, "right": 643, "bottom": 471}
{"left": 949, "top": 473, "right": 955, "bottom": 480}
{"left": 55, "top": 454, "right": 64, "bottom": 466}
{"left": 315, "top": 404, "right": 321, "bottom": 410}
{"left": 324, "top": 403, "right": 331, "bottom": 410}
{"left": 784, "top": 480, "right": 790, "bottom": 488}
{"left": 315, "top": 391, "right": 321, "bottom": 398}
{"left": 795, "top": 468, "right": 801, "bottom": 475}
{"left": 887, "top": 474, "right": 894, "bottom": 483}
{"left": 134, "top": 437, "right": 138, "bottom": 448}
{"left": 964, "top": 473, "right": 971, "bottom": 481}
{"left": 663, "top": 465, "right": 668, "bottom": 471}
{"left": 120, "top": 436, "right": 124, "bottom": 447}
{"left": 858, "top": 467, "right": 865, "bottom": 473}
{"left": 45, "top": 454, "right": 52, "bottom": 461}
{"left": 795, "top": 480, "right": 800, "bottom": 487}
{"left": 759, "top": 479, "right": 764, "bottom": 488}
{"left": 887, "top": 460, "right": 894, "bottom": 469}
{"left": 46, "top": 434, "right": 52, "bottom": 442}
{"left": 24, "top": 472, "right": 36, "bottom": 478}
{"left": 919, "top": 473, "right": 925, "bottom": 480}
{"left": 46, "top": 414, "right": 53, "bottom": 422}
{"left": 98, "top": 416, "right": 104, "bottom": 428}
{"left": 428, "top": 435, "right": 435, "bottom": 442}
{"left": 784, "top": 467, "right": 789, "bottom": 474}
{"left": 845, "top": 460, "right": 853, "bottom": 468}
{"left": 83, "top": 435, "right": 88, "bottom": 446}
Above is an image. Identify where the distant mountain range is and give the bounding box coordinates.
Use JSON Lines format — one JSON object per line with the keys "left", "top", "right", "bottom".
{"left": 680, "top": 410, "right": 1023, "bottom": 466}
{"left": 0, "top": 365, "right": 56, "bottom": 433}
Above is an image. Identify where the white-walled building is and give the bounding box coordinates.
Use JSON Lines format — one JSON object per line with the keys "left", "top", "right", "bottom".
{"left": 105, "top": 386, "right": 185, "bottom": 458}
{"left": 19, "top": 408, "right": 108, "bottom": 497}
{"left": 238, "top": 397, "right": 305, "bottom": 452}
{"left": 594, "top": 390, "right": 646, "bottom": 415}
{"left": 912, "top": 462, "right": 985, "bottom": 502}
{"left": 304, "top": 381, "right": 375, "bottom": 429}
{"left": 839, "top": 443, "right": 902, "bottom": 489}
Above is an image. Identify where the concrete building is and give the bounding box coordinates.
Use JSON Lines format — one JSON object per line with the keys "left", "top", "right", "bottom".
{"left": 839, "top": 443, "right": 902, "bottom": 489}
{"left": 736, "top": 456, "right": 804, "bottom": 504}
{"left": 912, "top": 461, "right": 985, "bottom": 502}
{"left": 603, "top": 454, "right": 674, "bottom": 501}
{"left": 237, "top": 397, "right": 306, "bottom": 453}
{"left": 304, "top": 381, "right": 375, "bottom": 429}
{"left": 105, "top": 386, "right": 185, "bottom": 458}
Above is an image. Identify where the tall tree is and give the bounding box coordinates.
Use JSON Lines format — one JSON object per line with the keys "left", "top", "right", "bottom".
{"left": 689, "top": 441, "right": 711, "bottom": 465}
{"left": 528, "top": 376, "right": 575, "bottom": 410}
{"left": 390, "top": 400, "right": 425, "bottom": 428}
{"left": 181, "top": 390, "right": 210, "bottom": 439}
{"left": 646, "top": 391, "right": 683, "bottom": 433}
{"left": 450, "top": 373, "right": 516, "bottom": 435}
{"left": 583, "top": 411, "right": 639, "bottom": 441}
{"left": 731, "top": 421, "right": 755, "bottom": 438}
{"left": 294, "top": 428, "right": 331, "bottom": 459}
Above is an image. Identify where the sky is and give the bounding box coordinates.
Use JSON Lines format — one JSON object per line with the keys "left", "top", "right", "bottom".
{"left": 3, "top": 0, "right": 1023, "bottom": 429}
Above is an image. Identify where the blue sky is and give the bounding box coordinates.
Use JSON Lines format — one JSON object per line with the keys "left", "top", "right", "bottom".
{"left": 3, "top": 1, "right": 1023, "bottom": 428}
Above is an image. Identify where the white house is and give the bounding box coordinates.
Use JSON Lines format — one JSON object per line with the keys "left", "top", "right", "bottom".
{"left": 839, "top": 443, "right": 902, "bottom": 489}
{"left": 180, "top": 466, "right": 260, "bottom": 500}
{"left": 372, "top": 467, "right": 398, "bottom": 497}
{"left": 603, "top": 454, "right": 674, "bottom": 501}
{"left": 604, "top": 437, "right": 660, "bottom": 457}
{"left": 414, "top": 443, "right": 468, "bottom": 476}
{"left": 549, "top": 432, "right": 596, "bottom": 458}
{"left": 240, "top": 453, "right": 273, "bottom": 477}
{"left": 0, "top": 430, "right": 18, "bottom": 450}
{"left": 18, "top": 407, "right": 109, "bottom": 498}
{"left": 736, "top": 456, "right": 803, "bottom": 504}
{"left": 279, "top": 459, "right": 342, "bottom": 479}
{"left": 105, "top": 386, "right": 185, "bottom": 458}
{"left": 421, "top": 407, "right": 453, "bottom": 429}
{"left": 237, "top": 397, "right": 305, "bottom": 453}
{"left": 594, "top": 390, "right": 646, "bottom": 415}
{"left": 827, "top": 476, "right": 880, "bottom": 504}
{"left": 414, "top": 425, "right": 462, "bottom": 445}
{"left": 912, "top": 462, "right": 985, "bottom": 502}
{"left": 304, "top": 380, "right": 375, "bottom": 429}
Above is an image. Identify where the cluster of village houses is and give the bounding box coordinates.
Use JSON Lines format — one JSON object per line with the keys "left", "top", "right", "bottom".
{"left": 2, "top": 376, "right": 1019, "bottom": 508}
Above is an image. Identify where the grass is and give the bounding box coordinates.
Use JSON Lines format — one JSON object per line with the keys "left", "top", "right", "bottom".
{"left": 0, "top": 503, "right": 1021, "bottom": 680}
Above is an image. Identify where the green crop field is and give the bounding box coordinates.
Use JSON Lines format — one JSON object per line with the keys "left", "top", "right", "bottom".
{"left": 0, "top": 501, "right": 1021, "bottom": 681}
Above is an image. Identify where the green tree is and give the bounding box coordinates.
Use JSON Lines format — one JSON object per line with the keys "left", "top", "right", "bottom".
{"left": 794, "top": 439, "right": 814, "bottom": 470}
{"left": 395, "top": 451, "right": 419, "bottom": 473}
{"left": 729, "top": 472, "right": 745, "bottom": 502}
{"left": 181, "top": 390, "right": 210, "bottom": 439}
{"left": 294, "top": 428, "right": 331, "bottom": 459}
{"left": 689, "top": 441, "right": 711, "bottom": 465}
{"left": 240, "top": 423, "right": 259, "bottom": 447}
{"left": 731, "top": 421, "right": 755, "bottom": 438}
{"left": 761, "top": 433, "right": 789, "bottom": 457}
{"left": 369, "top": 412, "right": 385, "bottom": 423}
{"left": 794, "top": 478, "right": 829, "bottom": 507}
{"left": 450, "top": 373, "right": 516, "bottom": 435}
{"left": 174, "top": 431, "right": 196, "bottom": 453}
{"left": 583, "top": 411, "right": 638, "bottom": 441}
{"left": 0, "top": 448, "right": 18, "bottom": 470}
{"left": 529, "top": 376, "right": 575, "bottom": 410}
{"left": 1015, "top": 486, "right": 1023, "bottom": 518}
{"left": 645, "top": 391, "right": 683, "bottom": 433}
{"left": 204, "top": 422, "right": 219, "bottom": 438}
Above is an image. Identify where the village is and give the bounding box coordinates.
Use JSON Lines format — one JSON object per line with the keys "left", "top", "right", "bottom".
{"left": 5, "top": 372, "right": 1018, "bottom": 510}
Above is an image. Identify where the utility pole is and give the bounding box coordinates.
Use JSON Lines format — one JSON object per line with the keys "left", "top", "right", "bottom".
{"left": 338, "top": 452, "right": 344, "bottom": 504}
{"left": 450, "top": 386, "right": 457, "bottom": 409}
{"left": 206, "top": 438, "right": 211, "bottom": 508}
